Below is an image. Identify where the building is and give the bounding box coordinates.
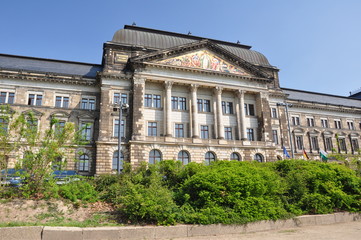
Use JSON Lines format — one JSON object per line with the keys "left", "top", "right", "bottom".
{"left": 0, "top": 25, "right": 360, "bottom": 175}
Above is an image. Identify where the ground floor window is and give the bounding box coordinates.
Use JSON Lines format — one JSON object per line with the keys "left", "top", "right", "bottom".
{"left": 149, "top": 149, "right": 162, "bottom": 164}
{"left": 254, "top": 153, "right": 263, "bottom": 162}
{"left": 230, "top": 152, "right": 241, "bottom": 161}
{"left": 78, "top": 154, "right": 89, "bottom": 172}
{"left": 177, "top": 150, "right": 190, "bottom": 165}
{"left": 112, "top": 151, "right": 124, "bottom": 171}
{"left": 205, "top": 151, "right": 216, "bottom": 165}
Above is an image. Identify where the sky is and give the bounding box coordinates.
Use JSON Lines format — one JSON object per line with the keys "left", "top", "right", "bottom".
{"left": 1, "top": 0, "right": 360, "bottom": 96}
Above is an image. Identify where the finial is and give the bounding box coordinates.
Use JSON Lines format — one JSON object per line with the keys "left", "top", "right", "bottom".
{"left": 132, "top": 22, "right": 136, "bottom": 26}
{"left": 237, "top": 40, "right": 240, "bottom": 44}
{"left": 188, "top": 31, "right": 192, "bottom": 35}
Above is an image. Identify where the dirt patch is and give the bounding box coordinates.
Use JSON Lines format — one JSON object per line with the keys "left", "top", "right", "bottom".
{"left": 0, "top": 199, "right": 116, "bottom": 225}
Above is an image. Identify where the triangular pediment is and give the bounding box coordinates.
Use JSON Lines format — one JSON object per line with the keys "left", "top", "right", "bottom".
{"left": 156, "top": 50, "right": 251, "bottom": 76}
{"left": 130, "top": 40, "right": 273, "bottom": 79}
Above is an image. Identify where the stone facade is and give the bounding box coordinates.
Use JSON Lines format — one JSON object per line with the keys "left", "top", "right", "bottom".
{"left": 0, "top": 25, "right": 360, "bottom": 175}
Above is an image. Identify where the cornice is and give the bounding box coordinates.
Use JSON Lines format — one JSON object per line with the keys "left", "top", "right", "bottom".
{"left": 0, "top": 68, "right": 97, "bottom": 86}
{"left": 289, "top": 101, "right": 361, "bottom": 114}
{"left": 138, "top": 62, "right": 272, "bottom": 83}
{"left": 97, "top": 71, "right": 131, "bottom": 81}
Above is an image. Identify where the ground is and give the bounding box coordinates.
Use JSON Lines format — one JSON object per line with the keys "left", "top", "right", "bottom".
{"left": 0, "top": 199, "right": 116, "bottom": 226}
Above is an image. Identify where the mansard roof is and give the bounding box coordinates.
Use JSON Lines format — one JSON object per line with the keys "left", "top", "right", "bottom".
{"left": 111, "top": 25, "right": 273, "bottom": 68}
{"left": 283, "top": 88, "right": 361, "bottom": 108}
{"left": 0, "top": 54, "right": 102, "bottom": 79}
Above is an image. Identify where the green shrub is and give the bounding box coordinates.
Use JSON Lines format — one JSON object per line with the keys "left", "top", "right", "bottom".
{"left": 59, "top": 180, "right": 98, "bottom": 203}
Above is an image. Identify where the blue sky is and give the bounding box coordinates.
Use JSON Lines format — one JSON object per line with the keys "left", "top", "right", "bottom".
{"left": 1, "top": 0, "right": 360, "bottom": 96}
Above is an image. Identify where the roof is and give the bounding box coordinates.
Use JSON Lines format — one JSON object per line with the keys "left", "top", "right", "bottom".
{"left": 283, "top": 88, "right": 361, "bottom": 108}
{"left": 111, "top": 25, "right": 272, "bottom": 67}
{"left": 0, "top": 54, "right": 102, "bottom": 79}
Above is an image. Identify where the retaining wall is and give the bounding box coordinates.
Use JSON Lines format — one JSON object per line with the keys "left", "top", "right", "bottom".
{"left": 1, "top": 212, "right": 360, "bottom": 240}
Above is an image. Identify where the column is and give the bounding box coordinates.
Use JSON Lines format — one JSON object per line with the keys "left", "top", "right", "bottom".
{"left": 190, "top": 84, "right": 199, "bottom": 138}
{"left": 164, "top": 81, "right": 173, "bottom": 137}
{"left": 131, "top": 77, "right": 146, "bottom": 141}
{"left": 215, "top": 87, "right": 224, "bottom": 139}
{"left": 235, "top": 91, "right": 242, "bottom": 140}
{"left": 238, "top": 90, "right": 247, "bottom": 140}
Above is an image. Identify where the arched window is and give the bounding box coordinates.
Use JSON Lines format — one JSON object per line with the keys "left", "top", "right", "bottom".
{"left": 177, "top": 151, "right": 190, "bottom": 165}
{"left": 149, "top": 149, "right": 162, "bottom": 164}
{"left": 254, "top": 153, "right": 264, "bottom": 163}
{"left": 78, "top": 154, "right": 90, "bottom": 172}
{"left": 112, "top": 151, "right": 124, "bottom": 171}
{"left": 230, "top": 152, "right": 241, "bottom": 161}
{"left": 205, "top": 151, "right": 216, "bottom": 165}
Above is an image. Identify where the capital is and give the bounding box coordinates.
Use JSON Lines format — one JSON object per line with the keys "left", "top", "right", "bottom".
{"left": 164, "top": 81, "right": 173, "bottom": 90}
{"left": 190, "top": 84, "right": 199, "bottom": 92}
{"left": 236, "top": 89, "right": 245, "bottom": 98}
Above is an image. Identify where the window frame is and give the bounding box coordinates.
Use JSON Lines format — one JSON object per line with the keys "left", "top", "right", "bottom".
{"left": 147, "top": 122, "right": 158, "bottom": 137}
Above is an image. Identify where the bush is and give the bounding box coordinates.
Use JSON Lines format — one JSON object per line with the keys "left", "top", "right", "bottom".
{"left": 59, "top": 179, "right": 98, "bottom": 203}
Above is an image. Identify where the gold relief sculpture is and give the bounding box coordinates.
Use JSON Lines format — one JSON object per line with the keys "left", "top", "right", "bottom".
{"left": 158, "top": 50, "right": 249, "bottom": 76}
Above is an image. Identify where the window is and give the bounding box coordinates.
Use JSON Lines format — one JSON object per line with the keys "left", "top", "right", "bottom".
{"left": 222, "top": 101, "right": 233, "bottom": 114}
{"left": 200, "top": 125, "right": 209, "bottom": 139}
{"left": 272, "top": 130, "right": 278, "bottom": 144}
{"left": 27, "top": 118, "right": 38, "bottom": 133}
{"left": 78, "top": 154, "right": 89, "bottom": 172}
{"left": 197, "top": 99, "right": 211, "bottom": 112}
{"left": 112, "top": 151, "right": 124, "bottom": 171}
{"left": 81, "top": 97, "right": 96, "bottom": 110}
{"left": 175, "top": 124, "right": 184, "bottom": 138}
{"left": 205, "top": 152, "right": 216, "bottom": 165}
{"left": 292, "top": 116, "right": 300, "bottom": 126}
{"left": 271, "top": 108, "right": 278, "bottom": 118}
{"left": 28, "top": 93, "right": 43, "bottom": 106}
{"left": 153, "top": 95, "right": 161, "bottom": 108}
{"left": 334, "top": 120, "right": 342, "bottom": 129}
{"left": 325, "top": 137, "right": 333, "bottom": 151}
{"left": 321, "top": 119, "right": 329, "bottom": 128}
{"left": 55, "top": 120, "right": 66, "bottom": 135}
{"left": 113, "top": 93, "right": 127, "bottom": 104}
{"left": 0, "top": 91, "right": 14, "bottom": 104}
{"left": 0, "top": 118, "right": 8, "bottom": 133}
{"left": 246, "top": 128, "right": 254, "bottom": 141}
{"left": 81, "top": 122, "right": 93, "bottom": 141}
{"left": 224, "top": 127, "right": 232, "bottom": 140}
{"left": 310, "top": 136, "right": 319, "bottom": 151}
{"left": 244, "top": 103, "right": 255, "bottom": 116}
{"left": 296, "top": 136, "right": 303, "bottom": 150}
{"left": 254, "top": 153, "right": 263, "bottom": 162}
{"left": 172, "top": 97, "right": 187, "bottom": 110}
{"left": 339, "top": 138, "right": 347, "bottom": 152}
{"left": 230, "top": 152, "right": 241, "bottom": 161}
{"left": 347, "top": 121, "right": 355, "bottom": 130}
{"left": 114, "top": 119, "right": 125, "bottom": 138}
{"left": 148, "top": 122, "right": 157, "bottom": 136}
{"left": 149, "top": 149, "right": 162, "bottom": 164}
{"left": 144, "top": 94, "right": 161, "bottom": 108}
{"left": 55, "top": 96, "right": 69, "bottom": 108}
{"left": 307, "top": 117, "right": 315, "bottom": 127}
{"left": 177, "top": 151, "right": 190, "bottom": 165}
{"left": 351, "top": 139, "right": 359, "bottom": 152}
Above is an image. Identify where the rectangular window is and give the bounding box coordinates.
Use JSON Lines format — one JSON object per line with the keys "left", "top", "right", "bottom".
{"left": 175, "top": 124, "right": 184, "bottom": 138}
{"left": 307, "top": 117, "right": 315, "bottom": 127}
{"left": 28, "top": 94, "right": 43, "bottom": 106}
{"left": 200, "top": 125, "right": 209, "bottom": 139}
{"left": 0, "top": 91, "right": 14, "bottom": 104}
{"left": 272, "top": 130, "right": 278, "bottom": 144}
{"left": 244, "top": 103, "right": 255, "bottom": 116}
{"left": 144, "top": 94, "right": 152, "bottom": 107}
{"left": 55, "top": 96, "right": 69, "bottom": 108}
{"left": 81, "top": 122, "right": 93, "bottom": 141}
{"left": 246, "top": 128, "right": 254, "bottom": 141}
{"left": 171, "top": 96, "right": 178, "bottom": 110}
{"left": 347, "top": 121, "right": 354, "bottom": 130}
{"left": 197, "top": 99, "right": 211, "bottom": 112}
{"left": 292, "top": 116, "right": 300, "bottom": 126}
{"left": 27, "top": 118, "right": 38, "bottom": 132}
{"left": 114, "top": 119, "right": 125, "bottom": 138}
{"left": 271, "top": 108, "right": 278, "bottom": 118}
{"left": 222, "top": 101, "right": 233, "bottom": 114}
{"left": 296, "top": 136, "right": 303, "bottom": 150}
{"left": 81, "top": 97, "right": 96, "bottom": 110}
{"left": 0, "top": 118, "right": 9, "bottom": 133}
{"left": 153, "top": 95, "right": 161, "bottom": 108}
{"left": 334, "top": 120, "right": 342, "bottom": 129}
{"left": 321, "top": 119, "right": 329, "bottom": 128}
{"left": 310, "top": 136, "right": 319, "bottom": 151}
{"left": 179, "top": 97, "right": 186, "bottom": 110}
{"left": 224, "top": 127, "right": 232, "bottom": 140}
{"left": 113, "top": 93, "right": 120, "bottom": 104}
{"left": 351, "top": 139, "right": 359, "bottom": 152}
{"left": 148, "top": 122, "right": 157, "bottom": 136}
{"left": 325, "top": 137, "right": 333, "bottom": 151}
{"left": 339, "top": 138, "right": 347, "bottom": 151}
{"left": 121, "top": 93, "right": 127, "bottom": 104}
{"left": 55, "top": 121, "right": 65, "bottom": 135}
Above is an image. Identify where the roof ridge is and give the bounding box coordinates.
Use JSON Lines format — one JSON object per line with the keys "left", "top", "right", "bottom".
{"left": 282, "top": 87, "right": 361, "bottom": 101}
